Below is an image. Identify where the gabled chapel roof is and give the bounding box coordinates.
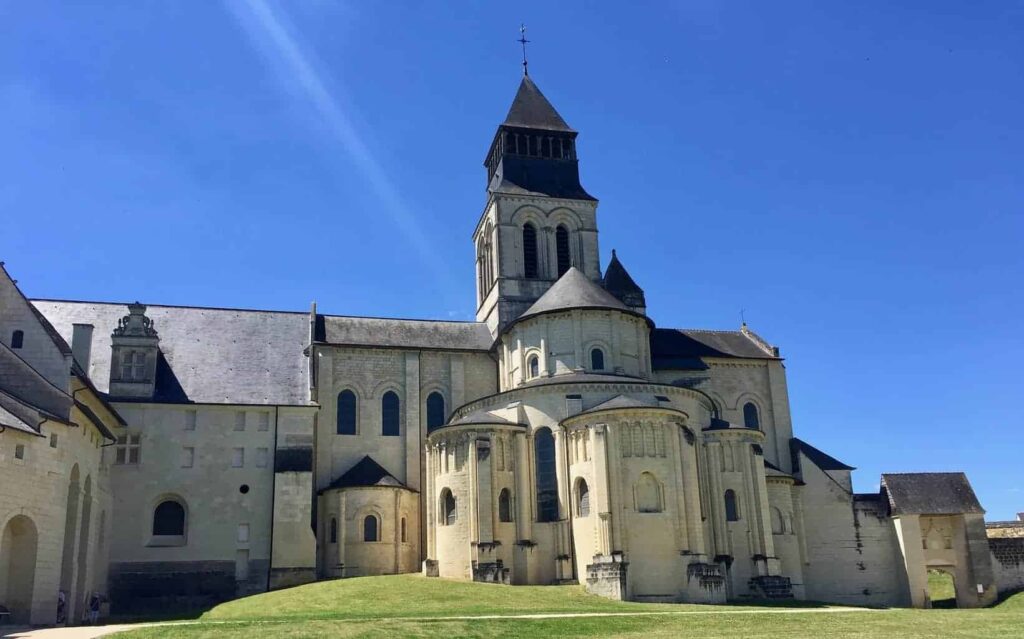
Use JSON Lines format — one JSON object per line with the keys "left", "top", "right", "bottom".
{"left": 325, "top": 456, "right": 409, "bottom": 491}
{"left": 881, "top": 473, "right": 984, "bottom": 516}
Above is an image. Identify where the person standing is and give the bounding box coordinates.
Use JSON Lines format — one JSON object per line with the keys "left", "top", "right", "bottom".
{"left": 56, "top": 591, "right": 66, "bottom": 625}
{"left": 88, "top": 593, "right": 100, "bottom": 625}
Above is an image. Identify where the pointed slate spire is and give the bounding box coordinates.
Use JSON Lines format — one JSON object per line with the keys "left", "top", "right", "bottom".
{"left": 602, "top": 250, "right": 646, "bottom": 312}
{"left": 502, "top": 75, "right": 575, "bottom": 132}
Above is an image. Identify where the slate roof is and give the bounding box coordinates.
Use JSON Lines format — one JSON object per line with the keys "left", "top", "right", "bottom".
{"left": 520, "top": 371, "right": 648, "bottom": 389}
{"left": 651, "top": 328, "right": 777, "bottom": 366}
{"left": 449, "top": 408, "right": 524, "bottom": 427}
{"left": 881, "top": 473, "right": 985, "bottom": 516}
{"left": 32, "top": 300, "right": 311, "bottom": 405}
{"left": 325, "top": 456, "right": 408, "bottom": 491}
{"left": 0, "top": 344, "right": 73, "bottom": 425}
{"left": 601, "top": 250, "right": 646, "bottom": 309}
{"left": 316, "top": 315, "right": 492, "bottom": 352}
{"left": 502, "top": 75, "right": 574, "bottom": 132}
{"left": 517, "top": 267, "right": 639, "bottom": 325}
{"left": 764, "top": 460, "right": 796, "bottom": 479}
{"left": 790, "top": 438, "right": 855, "bottom": 472}
{"left": 0, "top": 389, "right": 48, "bottom": 435}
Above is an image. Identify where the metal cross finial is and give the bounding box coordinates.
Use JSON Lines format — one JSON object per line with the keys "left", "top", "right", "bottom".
{"left": 518, "top": 24, "right": 530, "bottom": 76}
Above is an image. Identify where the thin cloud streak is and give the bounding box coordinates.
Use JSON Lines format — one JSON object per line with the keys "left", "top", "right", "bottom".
{"left": 223, "top": 0, "right": 455, "bottom": 297}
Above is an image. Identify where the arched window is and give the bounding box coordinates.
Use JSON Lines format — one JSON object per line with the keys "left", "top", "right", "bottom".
{"left": 555, "top": 225, "right": 571, "bottom": 276}
{"left": 152, "top": 500, "right": 185, "bottom": 537}
{"left": 527, "top": 355, "right": 540, "bottom": 379}
{"left": 441, "top": 489, "right": 457, "bottom": 526}
{"left": 329, "top": 517, "right": 338, "bottom": 543}
{"left": 381, "top": 391, "right": 400, "bottom": 437}
{"left": 11, "top": 330, "right": 24, "bottom": 349}
{"left": 534, "top": 427, "right": 558, "bottom": 522}
{"left": 636, "top": 472, "right": 662, "bottom": 513}
{"left": 522, "top": 223, "right": 538, "bottom": 279}
{"left": 363, "top": 515, "right": 379, "bottom": 542}
{"left": 401, "top": 517, "right": 407, "bottom": 543}
{"left": 427, "top": 392, "right": 446, "bottom": 433}
{"left": 590, "top": 348, "right": 605, "bottom": 371}
{"left": 576, "top": 478, "right": 590, "bottom": 517}
{"left": 498, "top": 488, "right": 513, "bottom": 522}
{"left": 724, "top": 489, "right": 740, "bottom": 522}
{"left": 743, "top": 402, "right": 760, "bottom": 430}
{"left": 337, "top": 390, "right": 356, "bottom": 435}
{"left": 770, "top": 506, "right": 784, "bottom": 534}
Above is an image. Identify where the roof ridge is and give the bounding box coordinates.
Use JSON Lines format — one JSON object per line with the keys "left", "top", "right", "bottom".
{"left": 33, "top": 298, "right": 309, "bottom": 315}
{"left": 33, "top": 298, "right": 486, "bottom": 325}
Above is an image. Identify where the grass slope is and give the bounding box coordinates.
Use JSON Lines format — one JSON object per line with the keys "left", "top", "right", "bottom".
{"left": 113, "top": 576, "right": 1024, "bottom": 639}
{"left": 199, "top": 574, "right": 768, "bottom": 621}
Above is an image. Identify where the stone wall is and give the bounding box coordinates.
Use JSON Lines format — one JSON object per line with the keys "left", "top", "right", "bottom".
{"left": 0, "top": 415, "right": 111, "bottom": 624}
{"left": 989, "top": 536, "right": 1024, "bottom": 592}
{"left": 798, "top": 456, "right": 908, "bottom": 606}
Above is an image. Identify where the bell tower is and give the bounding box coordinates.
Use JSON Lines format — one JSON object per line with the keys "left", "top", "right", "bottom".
{"left": 474, "top": 73, "right": 602, "bottom": 335}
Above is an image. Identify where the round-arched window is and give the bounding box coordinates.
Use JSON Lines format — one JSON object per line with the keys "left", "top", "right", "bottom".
{"left": 152, "top": 500, "right": 185, "bottom": 536}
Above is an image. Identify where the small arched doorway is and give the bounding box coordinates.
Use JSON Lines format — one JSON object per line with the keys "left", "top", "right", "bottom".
{"left": 0, "top": 515, "right": 40, "bottom": 623}
{"left": 927, "top": 568, "right": 957, "bottom": 608}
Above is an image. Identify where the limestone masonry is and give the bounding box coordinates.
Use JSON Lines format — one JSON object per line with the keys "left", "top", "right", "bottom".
{"left": 1, "top": 73, "right": 1019, "bottom": 625}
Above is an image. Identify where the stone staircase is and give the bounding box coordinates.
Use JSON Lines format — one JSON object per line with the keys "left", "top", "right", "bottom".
{"left": 748, "top": 575, "right": 794, "bottom": 599}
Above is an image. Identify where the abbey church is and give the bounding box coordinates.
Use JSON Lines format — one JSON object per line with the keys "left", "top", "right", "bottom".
{"left": 2, "top": 72, "right": 1022, "bottom": 625}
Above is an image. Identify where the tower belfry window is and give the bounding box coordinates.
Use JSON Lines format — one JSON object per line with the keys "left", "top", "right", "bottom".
{"left": 556, "top": 225, "right": 571, "bottom": 276}
{"left": 523, "top": 223, "right": 538, "bottom": 279}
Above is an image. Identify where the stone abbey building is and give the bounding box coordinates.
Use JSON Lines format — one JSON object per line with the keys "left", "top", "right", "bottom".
{"left": 2, "top": 72, "right": 1022, "bottom": 625}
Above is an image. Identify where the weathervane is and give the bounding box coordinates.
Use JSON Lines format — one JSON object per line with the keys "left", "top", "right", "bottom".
{"left": 518, "top": 24, "right": 530, "bottom": 76}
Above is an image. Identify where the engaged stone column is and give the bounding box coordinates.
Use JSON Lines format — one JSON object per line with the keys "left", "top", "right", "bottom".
{"left": 514, "top": 432, "right": 532, "bottom": 542}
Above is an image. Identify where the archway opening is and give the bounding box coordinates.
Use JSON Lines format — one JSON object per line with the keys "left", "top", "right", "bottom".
{"left": 0, "top": 515, "right": 39, "bottom": 624}
{"left": 927, "top": 569, "right": 957, "bottom": 608}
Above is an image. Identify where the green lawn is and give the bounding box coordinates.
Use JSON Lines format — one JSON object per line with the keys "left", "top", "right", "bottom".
{"left": 112, "top": 575, "right": 1024, "bottom": 639}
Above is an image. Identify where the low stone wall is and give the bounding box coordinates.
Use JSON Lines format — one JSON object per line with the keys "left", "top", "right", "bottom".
{"left": 989, "top": 537, "right": 1024, "bottom": 593}
{"left": 109, "top": 560, "right": 241, "bottom": 613}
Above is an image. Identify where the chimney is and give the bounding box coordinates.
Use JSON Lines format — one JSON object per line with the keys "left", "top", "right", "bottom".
{"left": 1018, "top": 512, "right": 1023, "bottom": 523}
{"left": 71, "top": 323, "right": 94, "bottom": 373}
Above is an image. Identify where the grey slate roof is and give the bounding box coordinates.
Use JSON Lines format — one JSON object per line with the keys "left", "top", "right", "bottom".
{"left": 586, "top": 394, "right": 660, "bottom": 412}
{"left": 881, "top": 473, "right": 985, "bottom": 516}
{"left": 32, "top": 300, "right": 311, "bottom": 405}
{"left": 521, "top": 371, "right": 648, "bottom": 389}
{"left": 651, "top": 328, "right": 777, "bottom": 366}
{"left": 0, "top": 344, "right": 72, "bottom": 425}
{"left": 601, "top": 250, "right": 646, "bottom": 309}
{"left": 0, "top": 389, "right": 50, "bottom": 435}
{"left": 790, "top": 438, "right": 856, "bottom": 472}
{"left": 316, "top": 315, "right": 492, "bottom": 352}
{"left": 518, "top": 267, "right": 636, "bottom": 324}
{"left": 502, "top": 75, "right": 574, "bottom": 132}
{"left": 449, "top": 408, "right": 524, "bottom": 427}
{"left": 325, "top": 456, "right": 408, "bottom": 491}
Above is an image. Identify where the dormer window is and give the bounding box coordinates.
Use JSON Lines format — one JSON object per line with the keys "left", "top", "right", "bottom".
{"left": 10, "top": 330, "right": 23, "bottom": 349}
{"left": 120, "top": 351, "right": 148, "bottom": 381}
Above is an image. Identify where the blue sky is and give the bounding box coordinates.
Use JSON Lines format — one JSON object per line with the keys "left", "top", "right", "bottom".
{"left": 2, "top": 2, "right": 1022, "bottom": 518}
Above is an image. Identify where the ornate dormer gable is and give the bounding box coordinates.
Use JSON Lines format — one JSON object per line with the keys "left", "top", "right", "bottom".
{"left": 109, "top": 301, "right": 160, "bottom": 399}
